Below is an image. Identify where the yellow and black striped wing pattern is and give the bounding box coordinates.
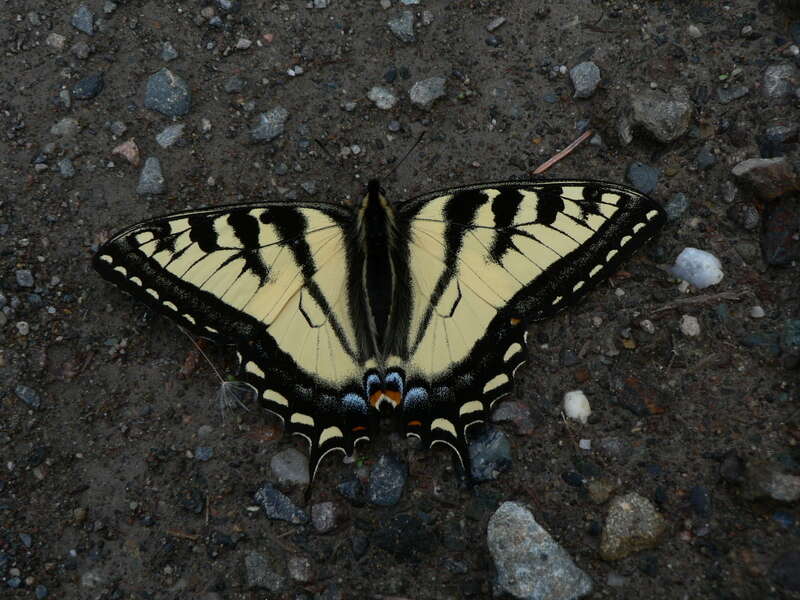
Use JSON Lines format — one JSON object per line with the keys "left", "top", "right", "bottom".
{"left": 93, "top": 201, "right": 376, "bottom": 475}
{"left": 393, "top": 181, "right": 665, "bottom": 464}
{"left": 94, "top": 179, "right": 666, "bottom": 480}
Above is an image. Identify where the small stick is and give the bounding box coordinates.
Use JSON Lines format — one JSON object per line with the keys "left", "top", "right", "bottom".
{"left": 165, "top": 529, "right": 201, "bottom": 541}
{"left": 651, "top": 289, "right": 750, "bottom": 314}
{"left": 532, "top": 129, "right": 594, "bottom": 175}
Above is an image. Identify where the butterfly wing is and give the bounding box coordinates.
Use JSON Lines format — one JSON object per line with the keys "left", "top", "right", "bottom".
{"left": 94, "top": 202, "right": 375, "bottom": 477}
{"left": 394, "top": 180, "right": 666, "bottom": 471}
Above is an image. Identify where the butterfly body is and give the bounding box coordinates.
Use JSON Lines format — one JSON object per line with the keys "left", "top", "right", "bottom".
{"left": 94, "top": 179, "right": 665, "bottom": 480}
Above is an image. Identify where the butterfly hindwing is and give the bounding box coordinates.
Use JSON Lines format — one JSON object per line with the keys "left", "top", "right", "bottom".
{"left": 394, "top": 180, "right": 666, "bottom": 471}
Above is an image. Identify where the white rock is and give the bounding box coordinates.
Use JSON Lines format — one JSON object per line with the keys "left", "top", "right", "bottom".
{"left": 680, "top": 314, "right": 701, "bottom": 337}
{"left": 669, "top": 247, "right": 724, "bottom": 289}
{"left": 639, "top": 319, "right": 655, "bottom": 334}
{"left": 579, "top": 439, "right": 591, "bottom": 450}
{"left": 563, "top": 390, "right": 591, "bottom": 424}
{"left": 750, "top": 305, "right": 766, "bottom": 319}
{"left": 367, "top": 86, "right": 398, "bottom": 110}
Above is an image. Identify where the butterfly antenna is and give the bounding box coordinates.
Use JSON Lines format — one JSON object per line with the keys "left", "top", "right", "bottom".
{"left": 532, "top": 129, "right": 594, "bottom": 175}
{"left": 379, "top": 130, "right": 427, "bottom": 180}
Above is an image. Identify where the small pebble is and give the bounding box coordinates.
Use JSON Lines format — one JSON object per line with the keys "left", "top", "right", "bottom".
{"left": 16, "top": 269, "right": 34, "bottom": 287}
{"left": 72, "top": 73, "right": 104, "bottom": 100}
{"left": 311, "top": 502, "right": 338, "bottom": 533}
{"left": 750, "top": 306, "right": 766, "bottom": 319}
{"left": 368, "top": 455, "right": 406, "bottom": 506}
{"left": 367, "top": 86, "right": 398, "bottom": 110}
{"left": 254, "top": 482, "right": 308, "bottom": 524}
{"left": 680, "top": 315, "right": 701, "bottom": 337}
{"left": 58, "top": 158, "right": 76, "bottom": 178}
{"left": 161, "top": 42, "right": 179, "bottom": 61}
{"left": 195, "top": 446, "right": 213, "bottom": 461}
{"left": 670, "top": 247, "right": 724, "bottom": 289}
{"left": 563, "top": 390, "right": 591, "bottom": 424}
{"left": 137, "top": 157, "right": 166, "bottom": 195}
{"left": 15, "top": 384, "right": 41, "bottom": 409}
{"left": 487, "top": 16, "right": 506, "bottom": 32}
{"left": 156, "top": 124, "right": 185, "bottom": 148}
{"left": 469, "top": 427, "right": 512, "bottom": 482}
{"left": 250, "top": 107, "right": 289, "bottom": 142}
{"left": 71, "top": 4, "right": 95, "bottom": 35}
{"left": 387, "top": 11, "right": 415, "bottom": 42}
{"left": 409, "top": 77, "right": 446, "bottom": 109}
{"left": 112, "top": 139, "right": 141, "bottom": 166}
{"left": 664, "top": 192, "right": 690, "bottom": 221}
{"left": 144, "top": 68, "right": 192, "bottom": 117}
{"left": 626, "top": 162, "right": 660, "bottom": 194}
{"left": 570, "top": 61, "right": 601, "bottom": 99}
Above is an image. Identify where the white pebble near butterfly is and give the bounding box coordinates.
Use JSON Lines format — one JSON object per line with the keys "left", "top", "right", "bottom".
{"left": 563, "top": 390, "right": 591, "bottom": 424}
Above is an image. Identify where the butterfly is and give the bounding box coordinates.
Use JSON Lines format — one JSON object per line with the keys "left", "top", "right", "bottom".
{"left": 94, "top": 179, "right": 665, "bottom": 481}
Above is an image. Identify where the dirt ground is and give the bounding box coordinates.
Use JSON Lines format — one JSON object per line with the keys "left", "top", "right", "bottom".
{"left": 2, "top": 1, "right": 799, "bottom": 598}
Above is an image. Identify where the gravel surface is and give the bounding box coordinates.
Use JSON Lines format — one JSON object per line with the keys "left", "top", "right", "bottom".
{"left": 2, "top": 2, "right": 800, "bottom": 598}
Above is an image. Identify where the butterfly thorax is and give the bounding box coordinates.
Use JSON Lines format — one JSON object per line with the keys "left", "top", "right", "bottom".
{"left": 355, "top": 180, "right": 405, "bottom": 362}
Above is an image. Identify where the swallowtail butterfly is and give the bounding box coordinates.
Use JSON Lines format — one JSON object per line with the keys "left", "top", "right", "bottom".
{"left": 94, "top": 179, "right": 665, "bottom": 480}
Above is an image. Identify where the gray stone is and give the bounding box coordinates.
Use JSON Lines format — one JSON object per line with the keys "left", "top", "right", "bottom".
{"left": 195, "top": 447, "right": 213, "bottom": 461}
{"left": 367, "top": 86, "right": 398, "bottom": 110}
{"left": 15, "top": 385, "right": 41, "bottom": 409}
{"left": 71, "top": 4, "right": 95, "bottom": 35}
{"left": 254, "top": 482, "right": 308, "bottom": 524}
{"left": 287, "top": 555, "right": 314, "bottom": 582}
{"left": 664, "top": 192, "right": 690, "bottom": 222}
{"left": 368, "top": 454, "right": 406, "bottom": 506}
{"left": 51, "top": 118, "right": 80, "bottom": 137}
{"left": 622, "top": 87, "right": 692, "bottom": 144}
{"left": 600, "top": 493, "right": 666, "bottom": 560}
{"left": 716, "top": 85, "right": 750, "bottom": 104}
{"left": 137, "top": 157, "right": 166, "bottom": 195}
{"left": 58, "top": 158, "right": 76, "bottom": 178}
{"left": 270, "top": 448, "right": 310, "bottom": 487}
{"left": 244, "top": 551, "right": 286, "bottom": 592}
{"left": 224, "top": 76, "right": 246, "bottom": 93}
{"left": 762, "top": 63, "right": 798, "bottom": 101}
{"left": 570, "top": 61, "right": 601, "bottom": 99}
{"left": 488, "top": 502, "right": 594, "bottom": 599}
{"left": 388, "top": 11, "right": 415, "bottom": 42}
{"left": 311, "top": 502, "right": 338, "bottom": 533}
{"left": 469, "top": 427, "right": 512, "bottom": 482}
{"left": 144, "top": 68, "right": 191, "bottom": 117}
{"left": 71, "top": 41, "right": 90, "bottom": 60}
{"left": 16, "top": 269, "right": 34, "bottom": 287}
{"left": 487, "top": 16, "right": 507, "bottom": 32}
{"left": 626, "top": 162, "right": 660, "bottom": 194}
{"left": 109, "top": 121, "right": 127, "bottom": 137}
{"left": 155, "top": 124, "right": 185, "bottom": 148}
{"left": 745, "top": 460, "right": 800, "bottom": 502}
{"left": 727, "top": 202, "right": 760, "bottom": 230}
{"left": 161, "top": 42, "right": 179, "bottom": 62}
{"left": 409, "top": 77, "right": 446, "bottom": 109}
{"left": 250, "top": 107, "right": 289, "bottom": 142}
{"left": 695, "top": 145, "right": 716, "bottom": 170}
{"left": 72, "top": 73, "right": 104, "bottom": 100}
{"left": 301, "top": 181, "right": 317, "bottom": 196}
